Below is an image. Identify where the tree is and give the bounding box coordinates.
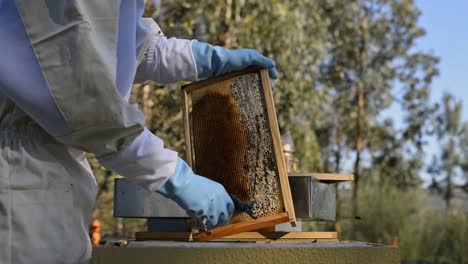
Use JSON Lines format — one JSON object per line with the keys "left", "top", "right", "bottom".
{"left": 434, "top": 93, "right": 467, "bottom": 208}
{"left": 317, "top": 0, "right": 438, "bottom": 221}
{"left": 157, "top": 0, "right": 329, "bottom": 172}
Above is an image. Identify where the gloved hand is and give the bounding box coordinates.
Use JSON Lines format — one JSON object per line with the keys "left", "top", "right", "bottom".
{"left": 158, "top": 157, "right": 234, "bottom": 228}
{"left": 191, "top": 40, "right": 279, "bottom": 86}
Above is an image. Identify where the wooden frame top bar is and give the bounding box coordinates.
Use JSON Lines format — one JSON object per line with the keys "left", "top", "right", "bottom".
{"left": 182, "top": 67, "right": 260, "bottom": 94}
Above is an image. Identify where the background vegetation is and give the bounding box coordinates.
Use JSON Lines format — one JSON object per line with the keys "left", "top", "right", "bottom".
{"left": 90, "top": 1, "right": 467, "bottom": 262}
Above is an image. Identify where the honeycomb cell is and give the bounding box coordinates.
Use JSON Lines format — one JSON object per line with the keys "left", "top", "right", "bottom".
{"left": 189, "top": 73, "right": 284, "bottom": 224}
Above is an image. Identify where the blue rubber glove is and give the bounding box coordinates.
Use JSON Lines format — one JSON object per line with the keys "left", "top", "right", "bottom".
{"left": 158, "top": 158, "right": 234, "bottom": 228}
{"left": 192, "top": 40, "right": 279, "bottom": 86}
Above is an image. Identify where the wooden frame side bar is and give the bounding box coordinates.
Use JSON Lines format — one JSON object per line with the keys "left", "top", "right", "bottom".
{"left": 181, "top": 89, "right": 193, "bottom": 166}
{"left": 260, "top": 69, "right": 296, "bottom": 226}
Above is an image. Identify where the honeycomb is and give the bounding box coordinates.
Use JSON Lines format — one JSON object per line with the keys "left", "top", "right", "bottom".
{"left": 189, "top": 73, "right": 284, "bottom": 223}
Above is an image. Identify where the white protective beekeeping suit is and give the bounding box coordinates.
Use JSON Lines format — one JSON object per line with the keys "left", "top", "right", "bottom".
{"left": 0, "top": 0, "right": 198, "bottom": 263}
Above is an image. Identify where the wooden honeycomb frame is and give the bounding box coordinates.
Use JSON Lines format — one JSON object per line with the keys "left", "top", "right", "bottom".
{"left": 181, "top": 68, "right": 296, "bottom": 241}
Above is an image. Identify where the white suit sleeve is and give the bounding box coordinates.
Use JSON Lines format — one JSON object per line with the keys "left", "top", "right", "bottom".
{"left": 0, "top": 0, "right": 178, "bottom": 191}
{"left": 95, "top": 3, "right": 182, "bottom": 190}
{"left": 98, "top": 128, "right": 178, "bottom": 191}
{"left": 134, "top": 36, "right": 199, "bottom": 84}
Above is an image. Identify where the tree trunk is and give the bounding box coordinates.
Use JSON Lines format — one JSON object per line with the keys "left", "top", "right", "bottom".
{"left": 224, "top": 0, "right": 233, "bottom": 48}
{"left": 353, "top": 92, "right": 364, "bottom": 200}
{"left": 352, "top": 91, "right": 364, "bottom": 233}
{"left": 352, "top": 10, "right": 368, "bottom": 236}
{"left": 444, "top": 138, "right": 455, "bottom": 208}
{"left": 334, "top": 124, "right": 343, "bottom": 235}
{"left": 445, "top": 166, "right": 453, "bottom": 208}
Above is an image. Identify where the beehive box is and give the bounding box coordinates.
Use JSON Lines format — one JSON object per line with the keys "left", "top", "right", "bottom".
{"left": 181, "top": 68, "right": 296, "bottom": 241}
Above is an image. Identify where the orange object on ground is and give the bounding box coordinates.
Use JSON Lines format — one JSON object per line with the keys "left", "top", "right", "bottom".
{"left": 391, "top": 236, "right": 399, "bottom": 247}
{"left": 90, "top": 219, "right": 102, "bottom": 246}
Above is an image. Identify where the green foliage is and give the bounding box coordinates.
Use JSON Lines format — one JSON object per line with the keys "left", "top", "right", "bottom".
{"left": 88, "top": 2, "right": 467, "bottom": 262}
{"left": 431, "top": 93, "right": 468, "bottom": 207}
{"left": 340, "top": 182, "right": 426, "bottom": 245}
{"left": 338, "top": 183, "right": 468, "bottom": 263}
{"left": 158, "top": 0, "right": 328, "bottom": 171}
{"left": 415, "top": 210, "right": 468, "bottom": 264}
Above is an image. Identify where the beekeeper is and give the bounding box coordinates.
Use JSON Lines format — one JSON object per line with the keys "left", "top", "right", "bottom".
{"left": 0, "top": 0, "right": 278, "bottom": 263}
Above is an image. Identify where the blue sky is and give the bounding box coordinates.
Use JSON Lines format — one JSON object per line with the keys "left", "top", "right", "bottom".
{"left": 394, "top": 0, "right": 468, "bottom": 184}
{"left": 415, "top": 0, "right": 468, "bottom": 119}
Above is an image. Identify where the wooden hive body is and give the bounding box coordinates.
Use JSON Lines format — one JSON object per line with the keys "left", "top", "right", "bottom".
{"left": 181, "top": 68, "right": 296, "bottom": 241}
